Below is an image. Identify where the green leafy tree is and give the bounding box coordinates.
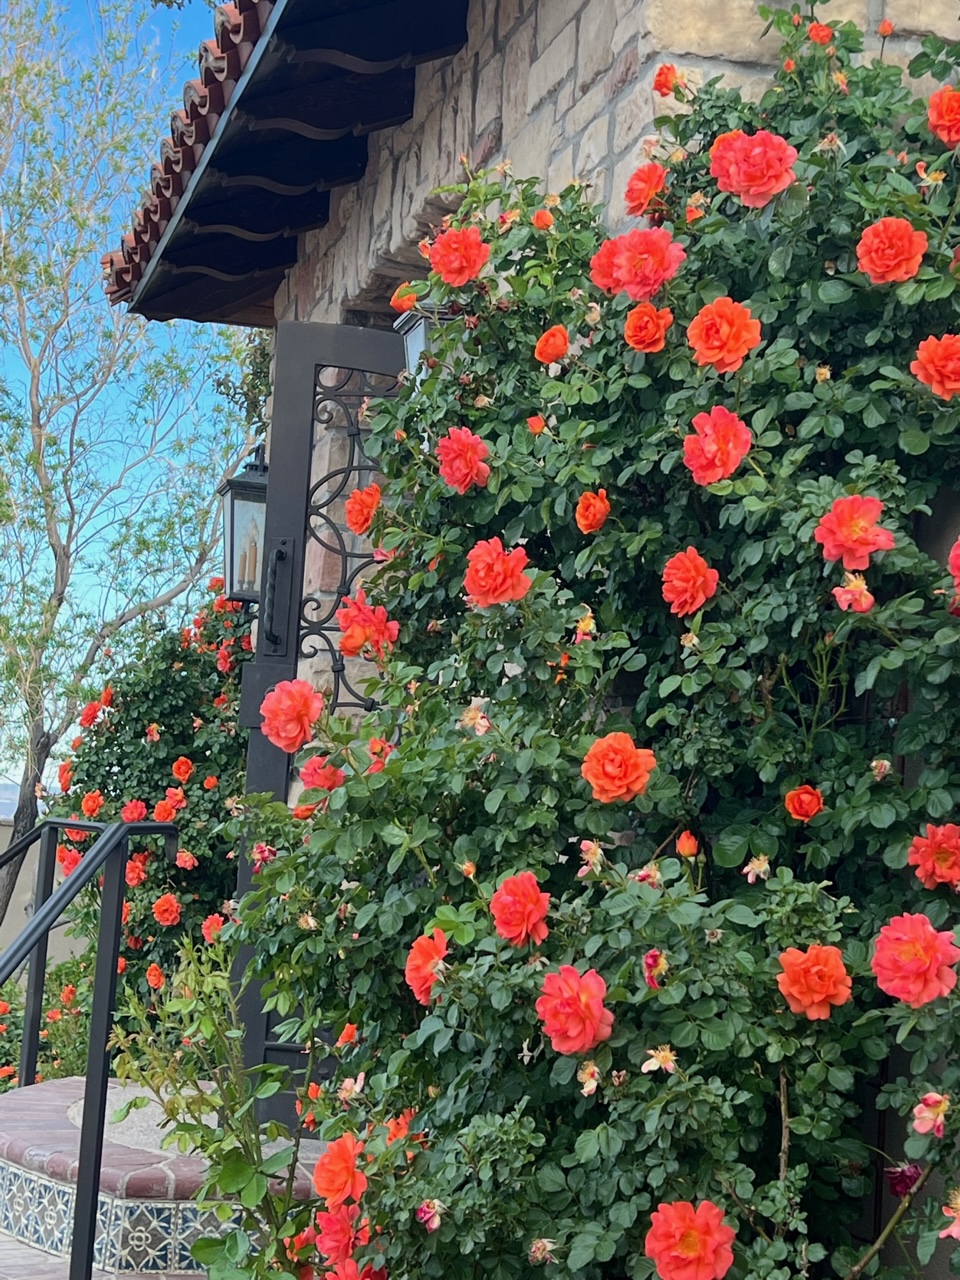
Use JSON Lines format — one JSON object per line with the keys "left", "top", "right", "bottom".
{"left": 0, "top": 0, "right": 261, "bottom": 920}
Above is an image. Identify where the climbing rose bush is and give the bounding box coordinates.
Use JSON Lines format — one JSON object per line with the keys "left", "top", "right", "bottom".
{"left": 190, "top": 7, "right": 960, "bottom": 1279}
{"left": 55, "top": 581, "right": 252, "bottom": 996}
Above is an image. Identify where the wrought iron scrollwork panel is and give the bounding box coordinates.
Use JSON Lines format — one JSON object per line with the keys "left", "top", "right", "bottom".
{"left": 299, "top": 363, "right": 398, "bottom": 712}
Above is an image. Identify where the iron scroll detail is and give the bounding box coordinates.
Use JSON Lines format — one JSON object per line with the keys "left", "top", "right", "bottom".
{"left": 299, "top": 362, "right": 398, "bottom": 713}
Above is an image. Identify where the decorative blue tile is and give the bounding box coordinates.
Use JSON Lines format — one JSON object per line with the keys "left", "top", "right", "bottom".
{"left": 114, "top": 1202, "right": 173, "bottom": 1272}
{"left": 93, "top": 1195, "right": 116, "bottom": 1269}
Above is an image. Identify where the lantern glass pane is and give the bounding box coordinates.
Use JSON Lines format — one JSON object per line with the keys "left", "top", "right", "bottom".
{"left": 229, "top": 492, "right": 267, "bottom": 599}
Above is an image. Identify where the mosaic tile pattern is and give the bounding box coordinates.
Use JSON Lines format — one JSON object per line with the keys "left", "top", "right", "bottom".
{"left": 0, "top": 1156, "right": 241, "bottom": 1274}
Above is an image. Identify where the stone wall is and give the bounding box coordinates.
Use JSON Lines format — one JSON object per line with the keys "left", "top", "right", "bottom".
{"left": 274, "top": 0, "right": 957, "bottom": 326}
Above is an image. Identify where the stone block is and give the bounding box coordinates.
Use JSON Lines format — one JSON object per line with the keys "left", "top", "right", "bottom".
{"left": 564, "top": 79, "right": 607, "bottom": 139}
{"left": 612, "top": 77, "right": 653, "bottom": 154}
{"left": 503, "top": 18, "right": 536, "bottom": 138}
{"left": 473, "top": 118, "right": 503, "bottom": 167}
{"left": 606, "top": 43, "right": 640, "bottom": 100}
{"left": 547, "top": 144, "right": 575, "bottom": 194}
{"left": 528, "top": 21, "right": 577, "bottom": 112}
{"left": 476, "top": 50, "right": 504, "bottom": 133}
{"left": 537, "top": 0, "right": 585, "bottom": 53}
{"left": 646, "top": 0, "right": 777, "bottom": 62}
{"left": 576, "top": 113, "right": 611, "bottom": 183}
{"left": 577, "top": 1, "right": 617, "bottom": 92}
{"left": 885, "top": 0, "right": 960, "bottom": 40}
{"left": 497, "top": 0, "right": 524, "bottom": 42}
{"left": 506, "top": 110, "right": 562, "bottom": 182}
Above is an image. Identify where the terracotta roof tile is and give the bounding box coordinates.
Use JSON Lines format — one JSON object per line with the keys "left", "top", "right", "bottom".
{"left": 101, "top": 0, "right": 271, "bottom": 307}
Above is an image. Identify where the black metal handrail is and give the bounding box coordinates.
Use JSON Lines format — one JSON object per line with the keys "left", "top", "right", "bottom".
{"left": 0, "top": 818, "right": 177, "bottom": 1280}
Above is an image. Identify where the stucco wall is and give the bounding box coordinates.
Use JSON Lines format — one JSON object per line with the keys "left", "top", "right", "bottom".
{"left": 0, "top": 826, "right": 80, "bottom": 968}
{"left": 274, "top": 0, "right": 957, "bottom": 326}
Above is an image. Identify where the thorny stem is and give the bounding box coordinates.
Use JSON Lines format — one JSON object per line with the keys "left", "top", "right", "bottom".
{"left": 842, "top": 1163, "right": 934, "bottom": 1280}
{"left": 715, "top": 1173, "right": 773, "bottom": 1244}
{"left": 778, "top": 1065, "right": 791, "bottom": 1185}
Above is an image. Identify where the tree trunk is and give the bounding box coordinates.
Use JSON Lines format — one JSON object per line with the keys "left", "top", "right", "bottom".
{"left": 0, "top": 722, "right": 52, "bottom": 931}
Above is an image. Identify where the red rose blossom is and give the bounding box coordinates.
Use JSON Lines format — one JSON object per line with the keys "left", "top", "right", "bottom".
{"left": 856, "top": 217, "right": 927, "bottom": 284}
{"left": 436, "top": 426, "right": 490, "bottom": 493}
{"left": 682, "top": 406, "right": 752, "bottom": 485}
{"left": 908, "top": 824, "right": 960, "bottom": 891}
{"left": 404, "top": 929, "right": 448, "bottom": 1005}
{"left": 535, "top": 965, "right": 614, "bottom": 1054}
{"left": 428, "top": 226, "right": 490, "bottom": 286}
{"left": 463, "top": 537, "right": 532, "bottom": 608}
{"left": 590, "top": 228, "right": 686, "bottom": 301}
{"left": 709, "top": 128, "right": 797, "bottom": 208}
{"left": 344, "top": 482, "right": 381, "bottom": 535}
{"left": 814, "top": 495, "right": 895, "bottom": 570}
{"left": 872, "top": 912, "right": 960, "bottom": 1007}
{"left": 661, "top": 546, "right": 719, "bottom": 616}
{"left": 644, "top": 1200, "right": 735, "bottom": 1280}
{"left": 928, "top": 85, "right": 960, "bottom": 148}
{"left": 490, "top": 871, "right": 550, "bottom": 947}
{"left": 624, "top": 162, "right": 668, "bottom": 217}
{"left": 259, "top": 679, "right": 324, "bottom": 753}
{"left": 335, "top": 589, "right": 399, "bottom": 661}
{"left": 912, "top": 334, "right": 960, "bottom": 401}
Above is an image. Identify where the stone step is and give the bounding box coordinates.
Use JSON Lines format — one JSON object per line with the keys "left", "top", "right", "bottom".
{"left": 0, "top": 1078, "right": 227, "bottom": 1275}
{"left": 0, "top": 1229, "right": 192, "bottom": 1280}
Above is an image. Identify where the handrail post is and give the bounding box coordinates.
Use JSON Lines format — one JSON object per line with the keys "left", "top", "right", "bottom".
{"left": 69, "top": 828, "right": 128, "bottom": 1280}
{"left": 18, "top": 824, "right": 58, "bottom": 1087}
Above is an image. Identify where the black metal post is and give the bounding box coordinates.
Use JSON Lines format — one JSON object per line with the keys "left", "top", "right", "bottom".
{"left": 69, "top": 829, "right": 128, "bottom": 1280}
{"left": 18, "top": 824, "right": 58, "bottom": 1087}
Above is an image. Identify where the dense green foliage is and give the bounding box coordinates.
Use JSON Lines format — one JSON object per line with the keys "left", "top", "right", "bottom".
{"left": 126, "top": 8, "right": 960, "bottom": 1280}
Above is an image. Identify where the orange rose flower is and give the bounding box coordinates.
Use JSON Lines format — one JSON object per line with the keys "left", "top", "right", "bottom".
{"left": 527, "top": 414, "right": 547, "bottom": 435}
{"left": 908, "top": 824, "right": 960, "bottom": 891}
{"left": 912, "top": 333, "right": 960, "bottom": 400}
{"left": 300, "top": 755, "right": 347, "bottom": 792}
{"left": 153, "top": 797, "right": 176, "bottom": 822}
{"left": 878, "top": 19, "right": 894, "bottom": 36}
{"left": 171, "top": 756, "right": 194, "bottom": 784}
{"left": 57, "top": 846, "right": 82, "bottom": 876}
{"left": 336, "top": 1023, "right": 358, "bottom": 1047}
{"left": 490, "top": 871, "right": 550, "bottom": 947}
{"left": 146, "top": 963, "right": 164, "bottom": 991}
{"left": 260, "top": 679, "right": 324, "bottom": 753}
{"left": 575, "top": 489, "right": 611, "bottom": 534}
{"left": 125, "top": 856, "right": 147, "bottom": 887}
{"left": 677, "top": 830, "right": 698, "bottom": 858}
{"left": 314, "top": 1204, "right": 369, "bottom": 1265}
{"left": 436, "top": 426, "right": 490, "bottom": 493}
{"left": 428, "top": 226, "right": 491, "bottom": 286}
{"left": 531, "top": 209, "right": 554, "bottom": 230}
{"left": 202, "top": 914, "right": 225, "bottom": 943}
{"left": 58, "top": 760, "right": 72, "bottom": 793}
{"left": 644, "top": 1200, "right": 736, "bottom": 1280}
{"left": 535, "top": 965, "right": 614, "bottom": 1054}
{"left": 872, "top": 912, "right": 960, "bottom": 1007}
{"left": 776, "top": 945, "right": 852, "bottom": 1020}
{"left": 581, "top": 732, "right": 656, "bottom": 803}
{"left": 79, "top": 700, "right": 101, "bottom": 728}
{"left": 709, "top": 128, "right": 797, "bottom": 208}
{"left": 312, "top": 1133, "right": 368, "bottom": 1211}
{"left": 624, "top": 302, "right": 674, "bottom": 353}
{"left": 832, "top": 572, "right": 875, "bottom": 613}
{"left": 624, "top": 162, "right": 668, "bottom": 217}
{"left": 687, "top": 297, "right": 762, "bottom": 373}
{"left": 653, "top": 63, "right": 680, "bottom": 96}
{"left": 344, "top": 482, "right": 381, "bottom": 535}
{"left": 389, "top": 283, "right": 417, "bottom": 313}
{"left": 336, "top": 589, "right": 399, "bottom": 660}
{"left": 661, "top": 546, "right": 719, "bottom": 616}
{"left": 682, "top": 406, "right": 752, "bottom": 485}
{"left": 856, "top": 217, "right": 927, "bottom": 284}
{"left": 590, "top": 228, "right": 686, "bottom": 301}
{"left": 81, "top": 790, "right": 104, "bottom": 818}
{"left": 784, "top": 785, "right": 824, "bottom": 822}
{"left": 404, "top": 928, "right": 448, "bottom": 1005}
{"left": 121, "top": 799, "right": 147, "bottom": 823}
{"left": 203, "top": 775, "right": 218, "bottom": 790}
{"left": 292, "top": 802, "right": 319, "bottom": 820}
{"left": 152, "top": 893, "right": 181, "bottom": 927}
{"left": 814, "top": 495, "right": 895, "bottom": 570}
{"left": 807, "top": 20, "right": 833, "bottom": 43}
{"left": 463, "top": 537, "right": 532, "bottom": 608}
{"left": 929, "top": 85, "right": 960, "bottom": 148}
{"left": 534, "top": 324, "right": 570, "bottom": 364}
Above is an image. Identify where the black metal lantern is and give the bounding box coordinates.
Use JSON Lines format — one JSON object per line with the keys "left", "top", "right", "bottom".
{"left": 218, "top": 443, "right": 268, "bottom": 603}
{"left": 395, "top": 309, "right": 430, "bottom": 375}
